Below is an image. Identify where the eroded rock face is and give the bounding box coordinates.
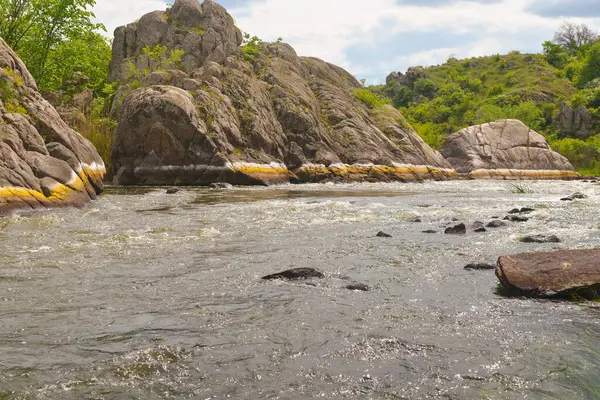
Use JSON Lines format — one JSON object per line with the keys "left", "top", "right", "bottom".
{"left": 441, "top": 120, "right": 578, "bottom": 180}
{"left": 553, "top": 102, "right": 594, "bottom": 140}
{"left": 109, "top": 0, "right": 454, "bottom": 186}
{"left": 0, "top": 40, "right": 105, "bottom": 215}
{"left": 496, "top": 249, "right": 600, "bottom": 298}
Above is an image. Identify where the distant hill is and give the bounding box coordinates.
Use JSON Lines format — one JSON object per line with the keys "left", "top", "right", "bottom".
{"left": 376, "top": 46, "right": 600, "bottom": 175}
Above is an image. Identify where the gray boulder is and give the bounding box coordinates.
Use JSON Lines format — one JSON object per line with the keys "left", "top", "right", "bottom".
{"left": 0, "top": 39, "right": 105, "bottom": 215}
{"left": 441, "top": 120, "right": 578, "bottom": 179}
{"left": 109, "top": 0, "right": 455, "bottom": 186}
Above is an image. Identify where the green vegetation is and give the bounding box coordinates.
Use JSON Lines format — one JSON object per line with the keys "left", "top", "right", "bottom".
{"left": 373, "top": 22, "right": 600, "bottom": 174}
{"left": 353, "top": 88, "right": 390, "bottom": 109}
{"left": 241, "top": 33, "right": 261, "bottom": 63}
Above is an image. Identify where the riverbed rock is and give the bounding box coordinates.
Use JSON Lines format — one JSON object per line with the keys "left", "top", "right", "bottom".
{"left": 346, "top": 283, "right": 370, "bottom": 291}
{"left": 445, "top": 223, "right": 466, "bottom": 235}
{"left": 0, "top": 39, "right": 105, "bottom": 215}
{"left": 561, "top": 192, "right": 586, "bottom": 201}
{"left": 210, "top": 182, "right": 233, "bottom": 189}
{"left": 521, "top": 235, "right": 561, "bottom": 243}
{"left": 109, "top": 0, "right": 455, "bottom": 186}
{"left": 504, "top": 215, "right": 529, "bottom": 222}
{"left": 496, "top": 249, "right": 600, "bottom": 298}
{"left": 464, "top": 263, "right": 495, "bottom": 270}
{"left": 487, "top": 220, "right": 507, "bottom": 228}
{"left": 376, "top": 231, "right": 392, "bottom": 238}
{"left": 262, "top": 268, "right": 325, "bottom": 281}
{"left": 441, "top": 120, "right": 578, "bottom": 180}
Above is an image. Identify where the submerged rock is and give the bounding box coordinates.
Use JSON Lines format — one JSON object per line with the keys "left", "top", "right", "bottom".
{"left": 441, "top": 120, "right": 578, "bottom": 180}
{"left": 487, "top": 220, "right": 507, "bottom": 228}
{"left": 346, "top": 283, "right": 370, "bottom": 291}
{"left": 521, "top": 235, "right": 561, "bottom": 243}
{"left": 422, "top": 230, "right": 438, "bottom": 234}
{"left": 210, "top": 182, "right": 234, "bottom": 189}
{"left": 464, "top": 263, "right": 496, "bottom": 270}
{"left": 504, "top": 215, "right": 529, "bottom": 222}
{"left": 445, "top": 223, "right": 466, "bottom": 235}
{"left": 496, "top": 249, "right": 600, "bottom": 298}
{"left": 561, "top": 192, "right": 586, "bottom": 201}
{"left": 262, "top": 268, "right": 325, "bottom": 281}
{"left": 109, "top": 0, "right": 455, "bottom": 186}
{"left": 376, "top": 231, "right": 392, "bottom": 238}
{"left": 166, "top": 188, "right": 180, "bottom": 194}
{"left": 0, "top": 40, "right": 105, "bottom": 215}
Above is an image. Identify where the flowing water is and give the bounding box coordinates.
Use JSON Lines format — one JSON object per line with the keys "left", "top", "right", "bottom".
{"left": 0, "top": 180, "right": 599, "bottom": 400}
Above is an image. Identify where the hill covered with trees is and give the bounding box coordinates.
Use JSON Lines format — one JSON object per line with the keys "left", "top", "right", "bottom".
{"left": 374, "top": 22, "right": 600, "bottom": 175}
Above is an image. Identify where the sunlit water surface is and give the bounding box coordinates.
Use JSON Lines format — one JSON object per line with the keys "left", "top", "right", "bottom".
{"left": 1, "top": 180, "right": 599, "bottom": 399}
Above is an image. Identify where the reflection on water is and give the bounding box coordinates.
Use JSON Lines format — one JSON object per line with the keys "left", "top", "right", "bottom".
{"left": 0, "top": 180, "right": 599, "bottom": 399}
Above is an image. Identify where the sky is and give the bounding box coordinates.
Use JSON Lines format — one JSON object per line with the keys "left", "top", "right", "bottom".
{"left": 92, "top": 0, "right": 600, "bottom": 84}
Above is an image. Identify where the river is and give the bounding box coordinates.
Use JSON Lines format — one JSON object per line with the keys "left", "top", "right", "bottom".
{"left": 0, "top": 180, "right": 599, "bottom": 399}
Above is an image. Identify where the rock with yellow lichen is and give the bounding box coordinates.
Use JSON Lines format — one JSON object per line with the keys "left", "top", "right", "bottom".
{"left": 109, "top": 0, "right": 454, "bottom": 186}
{"left": 0, "top": 39, "right": 105, "bottom": 215}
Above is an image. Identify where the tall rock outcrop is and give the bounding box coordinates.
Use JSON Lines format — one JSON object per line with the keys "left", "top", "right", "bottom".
{"left": 109, "top": 0, "right": 455, "bottom": 186}
{"left": 441, "top": 120, "right": 578, "bottom": 180}
{"left": 0, "top": 40, "right": 105, "bottom": 215}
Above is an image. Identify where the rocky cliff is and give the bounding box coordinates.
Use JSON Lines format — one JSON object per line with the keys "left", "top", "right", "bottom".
{"left": 109, "top": 0, "right": 455, "bottom": 186}
{"left": 441, "top": 120, "right": 578, "bottom": 180}
{"left": 0, "top": 40, "right": 105, "bottom": 215}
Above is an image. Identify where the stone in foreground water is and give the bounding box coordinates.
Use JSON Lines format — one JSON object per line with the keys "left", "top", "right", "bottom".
{"left": 496, "top": 249, "right": 600, "bottom": 298}
{"left": 262, "top": 268, "right": 325, "bottom": 281}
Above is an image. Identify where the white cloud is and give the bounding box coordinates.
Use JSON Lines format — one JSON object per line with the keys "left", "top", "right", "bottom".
{"left": 93, "top": 0, "right": 168, "bottom": 36}
{"left": 92, "top": 0, "right": 600, "bottom": 84}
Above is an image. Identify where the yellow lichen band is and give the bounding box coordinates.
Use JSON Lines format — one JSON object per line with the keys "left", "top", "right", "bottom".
{"left": 467, "top": 169, "right": 580, "bottom": 180}
{"left": 0, "top": 162, "right": 106, "bottom": 213}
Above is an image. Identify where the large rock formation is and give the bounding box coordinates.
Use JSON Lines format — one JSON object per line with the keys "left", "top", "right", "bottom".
{"left": 441, "top": 120, "right": 578, "bottom": 180}
{"left": 0, "top": 40, "right": 105, "bottom": 215}
{"left": 553, "top": 102, "right": 594, "bottom": 140}
{"left": 496, "top": 249, "right": 600, "bottom": 299}
{"left": 109, "top": 0, "right": 455, "bottom": 186}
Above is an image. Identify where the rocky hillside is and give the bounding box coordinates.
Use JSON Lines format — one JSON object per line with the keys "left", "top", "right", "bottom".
{"left": 378, "top": 51, "right": 600, "bottom": 174}
{"left": 108, "top": 0, "right": 455, "bottom": 186}
{"left": 0, "top": 39, "right": 105, "bottom": 215}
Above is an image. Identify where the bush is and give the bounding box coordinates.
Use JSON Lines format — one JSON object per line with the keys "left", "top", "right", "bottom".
{"left": 353, "top": 88, "right": 390, "bottom": 108}
{"left": 413, "top": 122, "right": 446, "bottom": 149}
{"left": 413, "top": 78, "right": 437, "bottom": 98}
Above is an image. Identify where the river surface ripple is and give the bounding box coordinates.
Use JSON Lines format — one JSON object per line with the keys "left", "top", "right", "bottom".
{"left": 0, "top": 180, "right": 599, "bottom": 400}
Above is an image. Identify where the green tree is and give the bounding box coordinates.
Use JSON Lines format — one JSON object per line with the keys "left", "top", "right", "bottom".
{"left": 0, "top": 0, "right": 104, "bottom": 88}
{"left": 42, "top": 31, "right": 111, "bottom": 93}
{"left": 578, "top": 41, "right": 600, "bottom": 88}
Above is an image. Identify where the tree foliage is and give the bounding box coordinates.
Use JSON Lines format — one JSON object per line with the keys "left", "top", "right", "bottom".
{"left": 0, "top": 0, "right": 106, "bottom": 90}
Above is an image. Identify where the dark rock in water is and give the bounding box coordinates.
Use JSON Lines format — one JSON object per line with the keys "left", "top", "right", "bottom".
{"left": 408, "top": 217, "right": 422, "bottom": 223}
{"left": 346, "top": 283, "right": 370, "bottom": 291}
{"left": 423, "top": 230, "right": 438, "bottom": 234}
{"left": 504, "top": 215, "right": 529, "bottom": 222}
{"left": 166, "top": 188, "right": 180, "bottom": 194}
{"left": 487, "top": 220, "right": 507, "bottom": 228}
{"left": 445, "top": 223, "right": 466, "bottom": 235}
{"left": 521, "top": 235, "right": 561, "bottom": 243}
{"left": 471, "top": 221, "right": 487, "bottom": 232}
{"left": 496, "top": 249, "right": 600, "bottom": 298}
{"left": 509, "top": 207, "right": 535, "bottom": 214}
{"left": 464, "top": 263, "right": 496, "bottom": 270}
{"left": 562, "top": 192, "right": 586, "bottom": 201}
{"left": 210, "top": 182, "right": 233, "bottom": 189}
{"left": 262, "top": 268, "right": 325, "bottom": 281}
{"left": 376, "top": 231, "right": 392, "bottom": 238}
